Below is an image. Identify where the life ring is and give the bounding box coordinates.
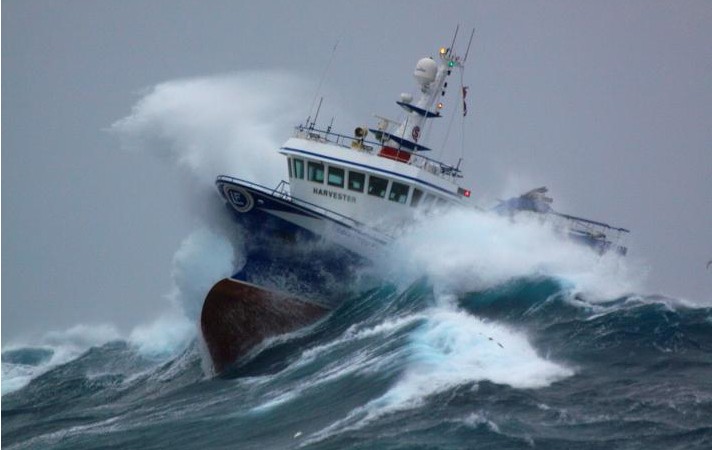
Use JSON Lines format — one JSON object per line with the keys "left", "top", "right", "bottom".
{"left": 411, "top": 126, "right": 420, "bottom": 142}
{"left": 227, "top": 186, "right": 254, "bottom": 213}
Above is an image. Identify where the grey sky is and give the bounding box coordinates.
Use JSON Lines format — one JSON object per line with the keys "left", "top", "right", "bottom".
{"left": 3, "top": 0, "right": 711, "bottom": 343}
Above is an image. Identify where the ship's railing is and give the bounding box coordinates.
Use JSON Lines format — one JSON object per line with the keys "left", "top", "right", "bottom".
{"left": 551, "top": 212, "right": 630, "bottom": 236}
{"left": 216, "top": 175, "right": 390, "bottom": 243}
{"left": 546, "top": 211, "right": 629, "bottom": 255}
{"left": 293, "top": 125, "right": 463, "bottom": 182}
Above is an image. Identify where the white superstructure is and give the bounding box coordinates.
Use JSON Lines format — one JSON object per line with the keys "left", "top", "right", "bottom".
{"left": 278, "top": 45, "right": 472, "bottom": 232}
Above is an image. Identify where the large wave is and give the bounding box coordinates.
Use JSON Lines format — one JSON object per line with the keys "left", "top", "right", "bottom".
{"left": 3, "top": 72, "right": 314, "bottom": 395}
{"left": 5, "top": 69, "right": 712, "bottom": 449}
{"left": 2, "top": 70, "right": 646, "bottom": 397}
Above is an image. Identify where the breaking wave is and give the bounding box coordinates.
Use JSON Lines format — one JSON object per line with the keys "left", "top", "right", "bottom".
{"left": 4, "top": 73, "right": 711, "bottom": 449}
{"left": 4, "top": 275, "right": 711, "bottom": 449}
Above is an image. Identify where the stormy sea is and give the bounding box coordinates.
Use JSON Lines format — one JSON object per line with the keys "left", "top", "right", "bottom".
{"left": 4, "top": 75, "right": 712, "bottom": 449}
{"left": 3, "top": 217, "right": 712, "bottom": 449}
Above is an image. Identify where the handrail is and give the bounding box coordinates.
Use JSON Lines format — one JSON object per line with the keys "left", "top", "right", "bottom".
{"left": 216, "top": 175, "right": 391, "bottom": 242}
{"left": 293, "top": 125, "right": 463, "bottom": 181}
{"left": 553, "top": 212, "right": 630, "bottom": 234}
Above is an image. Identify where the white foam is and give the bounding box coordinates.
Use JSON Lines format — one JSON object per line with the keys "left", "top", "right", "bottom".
{"left": 5, "top": 72, "right": 340, "bottom": 393}
{"left": 386, "top": 207, "right": 644, "bottom": 300}
{"left": 305, "top": 305, "right": 572, "bottom": 444}
{"left": 111, "top": 71, "right": 313, "bottom": 189}
{"left": 2, "top": 323, "right": 122, "bottom": 395}
{"left": 128, "top": 313, "right": 195, "bottom": 360}
{"left": 296, "top": 313, "right": 424, "bottom": 366}
{"left": 459, "top": 412, "right": 502, "bottom": 434}
{"left": 369, "top": 307, "right": 570, "bottom": 414}
{"left": 406, "top": 307, "right": 572, "bottom": 390}
{"left": 169, "top": 227, "right": 237, "bottom": 321}
{"left": 108, "top": 72, "right": 314, "bottom": 374}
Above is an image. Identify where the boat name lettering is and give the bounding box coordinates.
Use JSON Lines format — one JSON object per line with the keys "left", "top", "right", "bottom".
{"left": 312, "top": 188, "right": 357, "bottom": 204}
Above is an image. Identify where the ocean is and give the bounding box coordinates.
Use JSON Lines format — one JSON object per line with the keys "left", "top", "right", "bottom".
{"left": 3, "top": 271, "right": 712, "bottom": 449}
{"left": 5, "top": 53, "right": 711, "bottom": 449}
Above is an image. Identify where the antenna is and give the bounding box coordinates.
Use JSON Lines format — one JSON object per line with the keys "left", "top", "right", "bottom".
{"left": 307, "top": 38, "right": 341, "bottom": 122}
{"left": 449, "top": 24, "right": 460, "bottom": 54}
{"left": 311, "top": 97, "right": 323, "bottom": 128}
{"left": 463, "top": 28, "right": 475, "bottom": 63}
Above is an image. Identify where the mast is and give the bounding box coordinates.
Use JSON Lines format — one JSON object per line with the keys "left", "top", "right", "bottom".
{"left": 390, "top": 45, "right": 464, "bottom": 152}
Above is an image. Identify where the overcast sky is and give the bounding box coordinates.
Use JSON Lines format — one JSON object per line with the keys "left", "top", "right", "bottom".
{"left": 3, "top": 0, "right": 711, "bottom": 343}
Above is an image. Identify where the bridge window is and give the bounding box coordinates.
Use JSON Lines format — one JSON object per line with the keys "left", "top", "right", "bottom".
{"left": 307, "top": 161, "right": 324, "bottom": 183}
{"left": 293, "top": 158, "right": 304, "bottom": 179}
{"left": 348, "top": 171, "right": 365, "bottom": 192}
{"left": 410, "top": 188, "right": 423, "bottom": 207}
{"left": 327, "top": 166, "right": 345, "bottom": 188}
{"left": 368, "top": 175, "right": 388, "bottom": 198}
{"left": 389, "top": 182, "right": 409, "bottom": 204}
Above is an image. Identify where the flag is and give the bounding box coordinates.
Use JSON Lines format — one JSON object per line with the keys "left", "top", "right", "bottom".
{"left": 462, "top": 86, "right": 469, "bottom": 117}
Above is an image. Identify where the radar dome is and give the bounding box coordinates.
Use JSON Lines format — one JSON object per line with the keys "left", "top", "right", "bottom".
{"left": 413, "top": 58, "right": 437, "bottom": 86}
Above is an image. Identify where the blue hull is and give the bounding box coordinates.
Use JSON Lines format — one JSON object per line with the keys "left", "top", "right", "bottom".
{"left": 216, "top": 177, "right": 382, "bottom": 307}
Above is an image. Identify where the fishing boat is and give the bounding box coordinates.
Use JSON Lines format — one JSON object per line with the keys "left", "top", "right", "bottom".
{"left": 200, "top": 37, "right": 629, "bottom": 374}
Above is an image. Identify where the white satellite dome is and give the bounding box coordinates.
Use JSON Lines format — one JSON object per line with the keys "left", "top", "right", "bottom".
{"left": 413, "top": 57, "right": 437, "bottom": 87}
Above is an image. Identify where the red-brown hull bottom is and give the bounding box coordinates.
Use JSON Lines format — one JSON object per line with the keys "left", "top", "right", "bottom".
{"left": 200, "top": 278, "right": 330, "bottom": 374}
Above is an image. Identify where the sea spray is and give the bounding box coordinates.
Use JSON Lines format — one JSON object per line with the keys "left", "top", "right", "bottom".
{"left": 4, "top": 279, "right": 710, "bottom": 449}
{"left": 4, "top": 72, "right": 321, "bottom": 395}
{"left": 386, "top": 206, "right": 644, "bottom": 299}
{"left": 169, "top": 227, "right": 239, "bottom": 322}
{"left": 2, "top": 324, "right": 122, "bottom": 395}
{"left": 104, "top": 71, "right": 324, "bottom": 359}
{"left": 111, "top": 71, "right": 315, "bottom": 189}
{"left": 304, "top": 301, "right": 573, "bottom": 444}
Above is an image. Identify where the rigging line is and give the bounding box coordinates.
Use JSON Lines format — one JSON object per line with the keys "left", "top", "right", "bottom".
{"left": 439, "top": 61, "right": 467, "bottom": 160}
{"left": 438, "top": 90, "right": 459, "bottom": 161}
{"left": 460, "top": 28, "right": 476, "bottom": 162}
{"left": 424, "top": 113, "right": 435, "bottom": 147}
{"left": 460, "top": 68, "right": 467, "bottom": 162}
{"left": 307, "top": 37, "right": 341, "bottom": 122}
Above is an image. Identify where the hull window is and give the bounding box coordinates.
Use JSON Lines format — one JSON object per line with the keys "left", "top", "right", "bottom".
{"left": 348, "top": 171, "right": 365, "bottom": 192}
{"left": 327, "top": 166, "right": 345, "bottom": 188}
{"left": 368, "top": 175, "right": 388, "bottom": 198}
{"left": 308, "top": 161, "right": 324, "bottom": 183}
{"left": 293, "top": 159, "right": 305, "bottom": 179}
{"left": 389, "top": 182, "right": 410, "bottom": 204}
{"left": 411, "top": 188, "right": 424, "bottom": 207}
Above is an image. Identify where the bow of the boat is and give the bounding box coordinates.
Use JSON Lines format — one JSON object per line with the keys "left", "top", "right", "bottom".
{"left": 199, "top": 278, "right": 330, "bottom": 374}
